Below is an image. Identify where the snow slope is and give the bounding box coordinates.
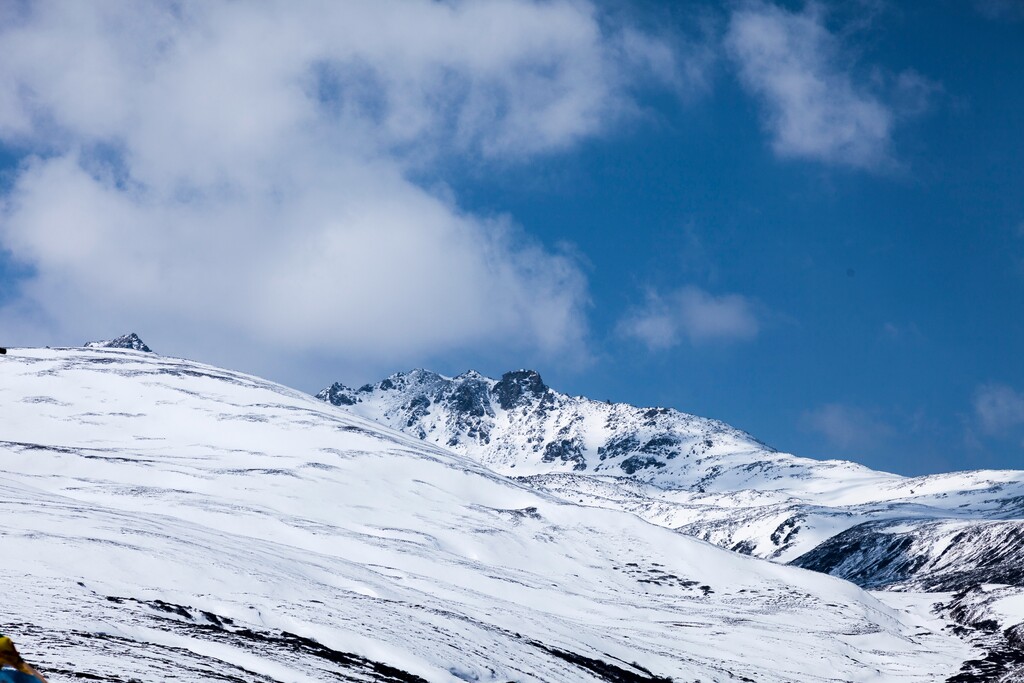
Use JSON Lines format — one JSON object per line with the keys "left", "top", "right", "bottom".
{"left": 0, "top": 348, "right": 975, "bottom": 681}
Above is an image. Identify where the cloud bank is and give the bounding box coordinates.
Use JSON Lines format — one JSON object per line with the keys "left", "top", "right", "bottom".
{"left": 0, "top": 1, "right": 692, "bottom": 373}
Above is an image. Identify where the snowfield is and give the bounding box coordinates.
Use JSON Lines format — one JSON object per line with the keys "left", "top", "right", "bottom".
{"left": 0, "top": 348, "right": 978, "bottom": 682}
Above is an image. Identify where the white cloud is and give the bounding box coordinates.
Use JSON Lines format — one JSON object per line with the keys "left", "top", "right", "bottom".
{"left": 619, "top": 286, "right": 759, "bottom": 349}
{"left": 974, "top": 384, "right": 1024, "bottom": 434}
{"left": 801, "top": 403, "right": 892, "bottom": 450}
{"left": 724, "top": 1, "right": 931, "bottom": 170}
{"left": 0, "top": 1, "right": 697, "bottom": 374}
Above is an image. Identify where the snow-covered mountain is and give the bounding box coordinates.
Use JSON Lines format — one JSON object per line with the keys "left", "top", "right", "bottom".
{"left": 0, "top": 347, "right": 983, "bottom": 681}
{"left": 317, "top": 369, "right": 1024, "bottom": 596}
{"left": 317, "top": 369, "right": 791, "bottom": 485}
{"left": 83, "top": 332, "right": 153, "bottom": 352}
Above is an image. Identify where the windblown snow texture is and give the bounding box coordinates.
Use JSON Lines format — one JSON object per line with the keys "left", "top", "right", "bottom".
{"left": 0, "top": 350, "right": 976, "bottom": 681}
{"left": 318, "top": 369, "right": 1024, "bottom": 594}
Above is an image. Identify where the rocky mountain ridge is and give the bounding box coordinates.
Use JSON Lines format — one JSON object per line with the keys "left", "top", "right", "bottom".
{"left": 318, "top": 368, "right": 812, "bottom": 487}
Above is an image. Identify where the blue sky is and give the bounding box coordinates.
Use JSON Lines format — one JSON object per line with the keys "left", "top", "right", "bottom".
{"left": 0, "top": 1, "right": 1022, "bottom": 474}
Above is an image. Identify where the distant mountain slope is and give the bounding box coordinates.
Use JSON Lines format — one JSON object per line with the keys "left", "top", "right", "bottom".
{"left": 317, "top": 369, "right": 1024, "bottom": 591}
{"left": 792, "top": 518, "right": 1024, "bottom": 591}
{"left": 0, "top": 348, "right": 974, "bottom": 681}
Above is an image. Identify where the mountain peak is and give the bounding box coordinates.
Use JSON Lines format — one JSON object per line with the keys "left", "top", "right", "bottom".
{"left": 317, "top": 381, "right": 359, "bottom": 406}
{"left": 454, "top": 369, "right": 487, "bottom": 380}
{"left": 84, "top": 332, "right": 153, "bottom": 353}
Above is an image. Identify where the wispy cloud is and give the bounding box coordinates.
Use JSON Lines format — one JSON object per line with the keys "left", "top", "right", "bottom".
{"left": 801, "top": 403, "right": 893, "bottom": 450}
{"left": 0, "top": 1, "right": 703, "bottom": 373}
{"left": 619, "top": 286, "right": 759, "bottom": 349}
{"left": 880, "top": 321, "right": 923, "bottom": 343}
{"left": 974, "top": 0, "right": 1024, "bottom": 22}
{"left": 724, "top": 1, "right": 936, "bottom": 170}
{"left": 974, "top": 384, "right": 1024, "bottom": 434}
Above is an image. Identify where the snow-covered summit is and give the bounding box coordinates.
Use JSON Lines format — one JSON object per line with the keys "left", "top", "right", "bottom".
{"left": 83, "top": 332, "right": 153, "bottom": 353}
{"left": 317, "top": 367, "right": 798, "bottom": 488}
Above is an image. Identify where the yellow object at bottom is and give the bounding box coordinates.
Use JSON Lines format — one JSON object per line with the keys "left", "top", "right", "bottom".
{"left": 0, "top": 636, "right": 48, "bottom": 682}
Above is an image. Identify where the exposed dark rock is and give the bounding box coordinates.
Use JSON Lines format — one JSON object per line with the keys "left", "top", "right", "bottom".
{"left": 598, "top": 435, "right": 640, "bottom": 462}
{"left": 731, "top": 540, "right": 757, "bottom": 555}
{"left": 403, "top": 395, "right": 431, "bottom": 427}
{"left": 317, "top": 382, "right": 360, "bottom": 406}
{"left": 542, "top": 438, "right": 587, "bottom": 471}
{"left": 770, "top": 516, "right": 803, "bottom": 548}
{"left": 526, "top": 640, "right": 674, "bottom": 683}
{"left": 639, "top": 434, "right": 681, "bottom": 459}
{"left": 642, "top": 408, "right": 670, "bottom": 423}
{"left": 620, "top": 455, "right": 665, "bottom": 475}
{"left": 444, "top": 378, "right": 493, "bottom": 418}
{"left": 492, "top": 370, "right": 549, "bottom": 410}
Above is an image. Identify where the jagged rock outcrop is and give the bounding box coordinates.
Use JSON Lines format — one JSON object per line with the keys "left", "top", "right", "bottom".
{"left": 84, "top": 332, "right": 153, "bottom": 353}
